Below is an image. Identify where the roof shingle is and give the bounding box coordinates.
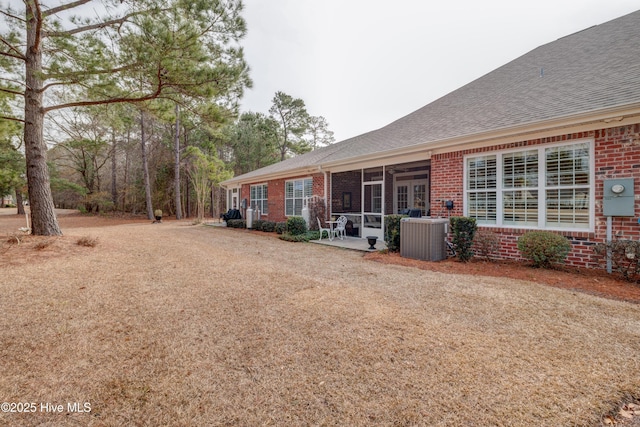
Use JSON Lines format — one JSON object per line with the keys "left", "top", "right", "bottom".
{"left": 226, "top": 10, "right": 640, "bottom": 184}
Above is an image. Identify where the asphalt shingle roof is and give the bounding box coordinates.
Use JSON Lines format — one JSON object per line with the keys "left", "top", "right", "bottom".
{"left": 228, "top": 10, "right": 640, "bottom": 184}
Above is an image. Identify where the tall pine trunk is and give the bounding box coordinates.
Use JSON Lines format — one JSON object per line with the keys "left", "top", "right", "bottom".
{"left": 111, "top": 129, "right": 117, "bottom": 209}
{"left": 174, "top": 104, "right": 182, "bottom": 219}
{"left": 15, "top": 191, "right": 25, "bottom": 215}
{"left": 24, "top": 6, "right": 61, "bottom": 236}
{"left": 140, "top": 111, "right": 154, "bottom": 220}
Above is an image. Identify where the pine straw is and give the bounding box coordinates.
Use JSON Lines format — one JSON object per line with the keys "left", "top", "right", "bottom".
{"left": 1, "top": 221, "right": 639, "bottom": 426}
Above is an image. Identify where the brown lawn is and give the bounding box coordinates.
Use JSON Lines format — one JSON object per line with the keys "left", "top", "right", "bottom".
{"left": 1, "top": 209, "right": 639, "bottom": 426}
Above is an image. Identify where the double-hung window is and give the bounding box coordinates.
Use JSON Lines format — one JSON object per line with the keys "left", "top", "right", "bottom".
{"left": 285, "top": 178, "right": 313, "bottom": 216}
{"left": 250, "top": 184, "right": 268, "bottom": 215}
{"left": 464, "top": 140, "right": 592, "bottom": 230}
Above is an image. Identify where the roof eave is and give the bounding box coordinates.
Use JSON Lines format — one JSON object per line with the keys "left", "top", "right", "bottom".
{"left": 220, "top": 164, "right": 325, "bottom": 187}
{"left": 222, "top": 103, "right": 640, "bottom": 186}
{"left": 322, "top": 103, "right": 640, "bottom": 171}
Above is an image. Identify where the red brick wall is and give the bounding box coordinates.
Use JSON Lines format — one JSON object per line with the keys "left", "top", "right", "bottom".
{"left": 331, "top": 171, "right": 361, "bottom": 213}
{"left": 431, "top": 124, "right": 640, "bottom": 268}
{"left": 241, "top": 173, "right": 326, "bottom": 223}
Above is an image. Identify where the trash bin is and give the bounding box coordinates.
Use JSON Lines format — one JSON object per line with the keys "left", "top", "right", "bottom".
{"left": 400, "top": 218, "right": 449, "bottom": 261}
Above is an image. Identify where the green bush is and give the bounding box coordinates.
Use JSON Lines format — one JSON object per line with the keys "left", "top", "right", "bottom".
{"left": 275, "top": 222, "right": 286, "bottom": 235}
{"left": 227, "top": 219, "right": 246, "bottom": 228}
{"left": 251, "top": 219, "right": 264, "bottom": 231}
{"left": 286, "top": 216, "right": 307, "bottom": 236}
{"left": 384, "top": 214, "right": 405, "bottom": 253}
{"left": 261, "top": 221, "right": 276, "bottom": 232}
{"left": 472, "top": 229, "right": 500, "bottom": 261}
{"left": 279, "top": 231, "right": 315, "bottom": 242}
{"left": 517, "top": 231, "right": 570, "bottom": 268}
{"left": 593, "top": 240, "right": 640, "bottom": 282}
{"left": 450, "top": 216, "right": 477, "bottom": 262}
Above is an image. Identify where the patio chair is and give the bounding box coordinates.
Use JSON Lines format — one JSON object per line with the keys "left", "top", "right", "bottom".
{"left": 334, "top": 215, "right": 348, "bottom": 240}
{"left": 317, "top": 217, "right": 332, "bottom": 241}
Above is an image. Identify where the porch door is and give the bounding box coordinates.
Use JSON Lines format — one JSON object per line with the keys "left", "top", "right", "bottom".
{"left": 363, "top": 181, "right": 384, "bottom": 240}
{"left": 395, "top": 179, "right": 429, "bottom": 215}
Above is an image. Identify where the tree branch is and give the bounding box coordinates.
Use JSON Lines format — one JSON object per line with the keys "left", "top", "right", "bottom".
{"left": 0, "top": 114, "right": 25, "bottom": 123}
{"left": 0, "top": 36, "right": 26, "bottom": 60}
{"left": 45, "top": 15, "right": 131, "bottom": 36}
{"left": 43, "top": 61, "right": 142, "bottom": 81}
{"left": 44, "top": 10, "right": 160, "bottom": 36}
{"left": 41, "top": 0, "right": 92, "bottom": 18}
{"left": 0, "top": 86, "right": 25, "bottom": 97}
{"left": 0, "top": 8, "right": 26, "bottom": 23}
{"left": 0, "top": 50, "right": 25, "bottom": 61}
{"left": 40, "top": 80, "right": 79, "bottom": 92}
{"left": 25, "top": 0, "right": 43, "bottom": 52}
{"left": 43, "top": 82, "right": 164, "bottom": 114}
{"left": 0, "top": 76, "right": 27, "bottom": 88}
{"left": 34, "top": 2, "right": 42, "bottom": 51}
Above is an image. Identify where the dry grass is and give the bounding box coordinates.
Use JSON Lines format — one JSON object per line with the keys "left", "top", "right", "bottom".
{"left": 0, "top": 216, "right": 639, "bottom": 426}
{"left": 76, "top": 235, "right": 99, "bottom": 247}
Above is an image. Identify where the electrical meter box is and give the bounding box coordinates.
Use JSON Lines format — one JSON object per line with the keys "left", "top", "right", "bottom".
{"left": 603, "top": 178, "right": 635, "bottom": 216}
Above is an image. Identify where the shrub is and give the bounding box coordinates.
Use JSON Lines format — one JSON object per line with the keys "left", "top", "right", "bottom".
{"left": 227, "top": 219, "right": 246, "bottom": 228}
{"left": 472, "top": 229, "right": 500, "bottom": 261}
{"left": 279, "top": 232, "right": 311, "bottom": 242}
{"left": 275, "top": 222, "right": 286, "bottom": 235}
{"left": 517, "top": 231, "right": 570, "bottom": 268}
{"left": 307, "top": 230, "right": 320, "bottom": 240}
{"left": 261, "top": 221, "right": 276, "bottom": 232}
{"left": 286, "top": 216, "right": 307, "bottom": 236}
{"left": 384, "top": 214, "right": 405, "bottom": 253}
{"left": 449, "top": 216, "right": 477, "bottom": 262}
{"left": 251, "top": 219, "right": 264, "bottom": 231}
{"left": 593, "top": 240, "right": 640, "bottom": 282}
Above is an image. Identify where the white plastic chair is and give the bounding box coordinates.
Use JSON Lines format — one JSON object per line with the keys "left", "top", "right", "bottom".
{"left": 317, "top": 217, "right": 332, "bottom": 241}
{"left": 334, "top": 215, "right": 348, "bottom": 240}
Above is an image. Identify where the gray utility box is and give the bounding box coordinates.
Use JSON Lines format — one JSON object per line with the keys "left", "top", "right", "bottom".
{"left": 603, "top": 178, "right": 635, "bottom": 217}
{"left": 400, "top": 218, "right": 449, "bottom": 261}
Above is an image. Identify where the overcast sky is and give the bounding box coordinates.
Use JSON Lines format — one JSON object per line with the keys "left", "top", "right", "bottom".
{"left": 239, "top": 1, "right": 639, "bottom": 142}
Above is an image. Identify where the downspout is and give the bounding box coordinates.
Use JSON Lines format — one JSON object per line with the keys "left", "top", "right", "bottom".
{"left": 319, "top": 165, "right": 329, "bottom": 220}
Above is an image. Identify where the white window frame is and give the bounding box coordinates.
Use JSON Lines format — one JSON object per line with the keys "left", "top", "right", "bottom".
{"left": 285, "top": 177, "right": 313, "bottom": 216}
{"left": 250, "top": 183, "right": 268, "bottom": 215}
{"left": 463, "top": 139, "right": 594, "bottom": 232}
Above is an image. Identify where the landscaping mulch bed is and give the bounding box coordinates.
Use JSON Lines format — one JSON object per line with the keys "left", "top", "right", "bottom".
{"left": 364, "top": 252, "right": 640, "bottom": 304}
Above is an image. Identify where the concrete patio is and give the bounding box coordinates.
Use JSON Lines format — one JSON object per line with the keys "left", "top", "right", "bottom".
{"left": 311, "top": 235, "right": 387, "bottom": 252}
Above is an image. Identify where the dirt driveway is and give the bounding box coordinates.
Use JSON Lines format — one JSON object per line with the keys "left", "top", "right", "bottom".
{"left": 1, "top": 213, "right": 639, "bottom": 426}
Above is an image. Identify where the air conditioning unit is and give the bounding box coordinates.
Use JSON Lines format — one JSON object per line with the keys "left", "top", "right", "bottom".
{"left": 400, "top": 218, "right": 449, "bottom": 261}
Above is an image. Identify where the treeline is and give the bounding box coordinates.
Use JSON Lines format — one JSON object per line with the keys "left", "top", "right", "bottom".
{"left": 0, "top": 1, "right": 333, "bottom": 232}
{"left": 2, "top": 90, "right": 334, "bottom": 221}
{"left": 42, "top": 92, "right": 333, "bottom": 219}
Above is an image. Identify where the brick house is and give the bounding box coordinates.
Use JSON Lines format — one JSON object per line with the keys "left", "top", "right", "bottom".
{"left": 222, "top": 10, "right": 640, "bottom": 269}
